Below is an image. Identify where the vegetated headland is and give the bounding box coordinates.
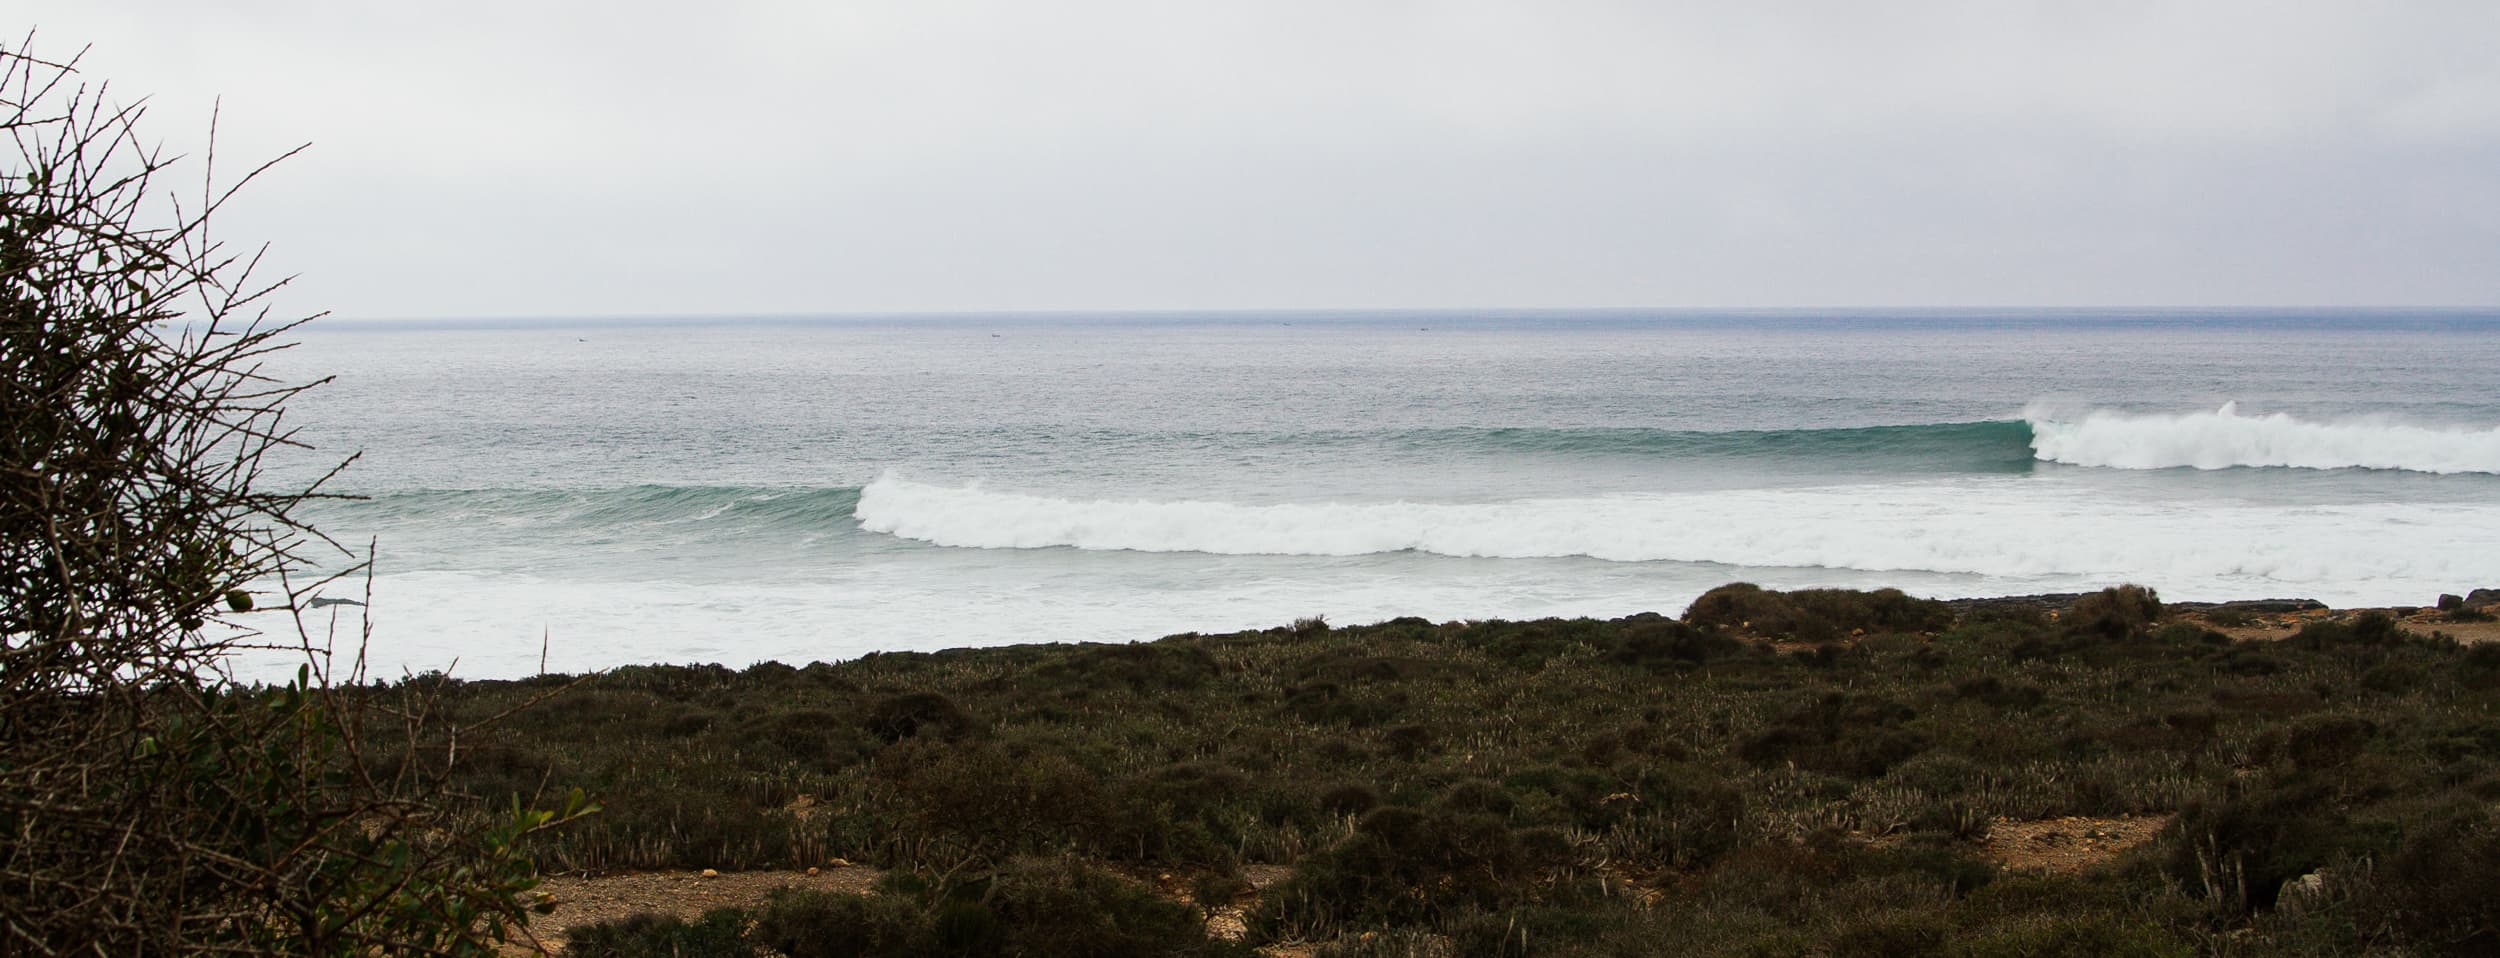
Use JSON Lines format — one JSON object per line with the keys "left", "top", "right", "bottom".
{"left": 397, "top": 583, "right": 2500, "bottom": 957}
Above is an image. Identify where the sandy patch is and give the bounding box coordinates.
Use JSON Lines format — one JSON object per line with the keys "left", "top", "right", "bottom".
{"left": 504, "top": 862, "right": 1307, "bottom": 955}
{"left": 2188, "top": 607, "right": 2500, "bottom": 645}
{"left": 1979, "top": 814, "right": 2171, "bottom": 873}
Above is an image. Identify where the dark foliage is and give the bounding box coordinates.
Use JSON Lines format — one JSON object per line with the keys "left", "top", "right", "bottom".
{"left": 2, "top": 40, "right": 585, "bottom": 955}
{"left": 2061, "top": 585, "right": 2164, "bottom": 641}
{"left": 1685, "top": 583, "right": 1952, "bottom": 642}
{"left": 736, "top": 857, "right": 1249, "bottom": 958}
{"left": 563, "top": 910, "right": 753, "bottom": 958}
{"left": 864, "top": 692, "right": 980, "bottom": 744}
{"left": 408, "top": 586, "right": 2500, "bottom": 954}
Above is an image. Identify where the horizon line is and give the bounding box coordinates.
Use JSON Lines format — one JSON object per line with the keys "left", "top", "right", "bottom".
{"left": 310, "top": 304, "right": 2500, "bottom": 324}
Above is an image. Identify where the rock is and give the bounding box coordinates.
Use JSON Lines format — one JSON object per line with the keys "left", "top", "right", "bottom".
{"left": 2440, "top": 594, "right": 2466, "bottom": 611}
{"left": 2277, "top": 870, "right": 2333, "bottom": 914}
{"left": 2467, "top": 588, "right": 2500, "bottom": 609}
{"left": 699, "top": 869, "right": 718, "bottom": 878}
{"left": 805, "top": 867, "right": 819, "bottom": 876}
{"left": 2172, "top": 598, "right": 2329, "bottom": 615}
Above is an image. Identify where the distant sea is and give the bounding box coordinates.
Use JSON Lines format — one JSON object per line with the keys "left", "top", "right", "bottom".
{"left": 235, "top": 309, "right": 2500, "bottom": 679}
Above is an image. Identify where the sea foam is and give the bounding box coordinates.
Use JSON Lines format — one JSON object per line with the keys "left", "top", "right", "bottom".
{"left": 854, "top": 476, "right": 2500, "bottom": 589}
{"left": 2027, "top": 403, "right": 2500, "bottom": 474}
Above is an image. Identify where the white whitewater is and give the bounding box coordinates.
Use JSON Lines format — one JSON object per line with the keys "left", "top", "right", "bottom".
{"left": 2028, "top": 402, "right": 2500, "bottom": 475}
{"left": 854, "top": 475, "right": 2500, "bottom": 595}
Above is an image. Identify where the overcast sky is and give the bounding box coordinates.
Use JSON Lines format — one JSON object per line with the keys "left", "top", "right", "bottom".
{"left": 19, "top": 1, "right": 2500, "bottom": 317}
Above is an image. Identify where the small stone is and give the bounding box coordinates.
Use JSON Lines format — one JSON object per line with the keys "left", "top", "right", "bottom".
{"left": 700, "top": 869, "right": 719, "bottom": 878}
{"left": 806, "top": 867, "right": 819, "bottom": 876}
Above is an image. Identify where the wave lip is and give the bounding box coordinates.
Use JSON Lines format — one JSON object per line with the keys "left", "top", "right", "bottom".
{"left": 1387, "top": 420, "right": 2037, "bottom": 470}
{"left": 2027, "top": 403, "right": 2500, "bottom": 475}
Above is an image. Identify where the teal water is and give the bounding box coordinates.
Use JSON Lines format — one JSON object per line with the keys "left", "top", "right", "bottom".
{"left": 233, "top": 309, "right": 2500, "bottom": 678}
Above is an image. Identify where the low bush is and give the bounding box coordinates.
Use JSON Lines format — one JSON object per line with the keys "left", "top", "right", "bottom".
{"left": 1684, "top": 584, "right": 1950, "bottom": 642}
{"left": 863, "top": 693, "right": 980, "bottom": 744}
{"left": 2374, "top": 800, "right": 2500, "bottom": 955}
{"left": 563, "top": 909, "right": 753, "bottom": 958}
{"left": 2163, "top": 780, "right": 2357, "bottom": 916}
{"left": 1250, "top": 807, "right": 1525, "bottom": 939}
{"left": 2061, "top": 585, "right": 2163, "bottom": 642}
{"left": 2285, "top": 611, "right": 2407, "bottom": 649}
{"left": 751, "top": 888, "right": 925, "bottom": 958}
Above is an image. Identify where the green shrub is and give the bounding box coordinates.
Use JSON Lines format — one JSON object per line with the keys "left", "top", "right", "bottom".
{"left": 2375, "top": 800, "right": 2500, "bottom": 955}
{"left": 563, "top": 908, "right": 754, "bottom": 958}
{"left": 1038, "top": 642, "right": 1223, "bottom": 691}
{"left": 1439, "top": 780, "right": 1518, "bottom": 817}
{"left": 1951, "top": 675, "right": 2045, "bottom": 709}
{"left": 1736, "top": 693, "right": 1928, "bottom": 777}
{"left": 2061, "top": 585, "right": 2163, "bottom": 642}
{"left": 1383, "top": 724, "right": 1435, "bottom": 758}
{"left": 749, "top": 858, "right": 1246, "bottom": 958}
{"left": 863, "top": 693, "right": 980, "bottom": 744}
{"left": 874, "top": 741, "right": 1122, "bottom": 863}
{"left": 1285, "top": 683, "right": 1403, "bottom": 727}
{"left": 2286, "top": 611, "right": 2406, "bottom": 649}
{"left": 1685, "top": 583, "right": 1810, "bottom": 636}
{"left": 2164, "top": 781, "right": 2353, "bottom": 915}
{"left": 751, "top": 890, "right": 927, "bottom": 958}
{"left": 1448, "top": 905, "right": 1618, "bottom": 958}
{"left": 974, "top": 856, "right": 1249, "bottom": 958}
{"left": 1319, "top": 782, "right": 1383, "bottom": 816}
{"left": 1609, "top": 617, "right": 1748, "bottom": 667}
{"left": 1829, "top": 912, "right": 1949, "bottom": 958}
{"left": 1794, "top": 587, "right": 1954, "bottom": 634}
{"left": 2283, "top": 715, "right": 2377, "bottom": 772}
{"left": 1250, "top": 806, "right": 1524, "bottom": 938}
{"left": 742, "top": 708, "right": 854, "bottom": 765}
{"left": 1685, "top": 584, "right": 1951, "bottom": 642}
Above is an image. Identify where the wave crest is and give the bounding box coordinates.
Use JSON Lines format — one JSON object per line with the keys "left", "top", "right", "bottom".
{"left": 852, "top": 476, "right": 2500, "bottom": 586}
{"left": 2026, "top": 403, "right": 2500, "bottom": 475}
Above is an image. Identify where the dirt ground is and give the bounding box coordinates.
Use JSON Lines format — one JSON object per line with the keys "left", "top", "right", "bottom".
{"left": 2188, "top": 606, "right": 2500, "bottom": 645}
{"left": 1977, "top": 814, "right": 2172, "bottom": 873}
{"left": 509, "top": 866, "right": 880, "bottom": 954}
{"left": 504, "top": 862, "right": 1303, "bottom": 956}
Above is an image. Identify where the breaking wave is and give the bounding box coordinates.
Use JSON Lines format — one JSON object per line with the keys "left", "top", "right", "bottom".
{"left": 2026, "top": 403, "right": 2500, "bottom": 474}
{"left": 852, "top": 476, "right": 2500, "bottom": 585}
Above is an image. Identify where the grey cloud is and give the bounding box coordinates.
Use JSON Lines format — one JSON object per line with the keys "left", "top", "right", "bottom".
{"left": 21, "top": 0, "right": 2499, "bottom": 315}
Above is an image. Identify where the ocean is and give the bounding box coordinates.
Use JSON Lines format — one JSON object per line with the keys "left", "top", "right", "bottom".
{"left": 233, "top": 309, "right": 2500, "bottom": 680}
